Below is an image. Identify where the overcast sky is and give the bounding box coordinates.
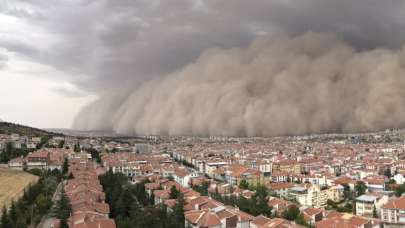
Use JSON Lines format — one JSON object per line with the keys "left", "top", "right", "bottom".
{"left": 1, "top": 0, "right": 405, "bottom": 130}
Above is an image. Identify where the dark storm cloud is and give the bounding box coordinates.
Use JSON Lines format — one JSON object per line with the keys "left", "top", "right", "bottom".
{"left": 0, "top": 39, "right": 38, "bottom": 57}
{"left": 5, "top": 0, "right": 405, "bottom": 90}
{"left": 3, "top": 0, "right": 405, "bottom": 135}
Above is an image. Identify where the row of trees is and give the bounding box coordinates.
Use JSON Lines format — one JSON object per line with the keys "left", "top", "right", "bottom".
{"left": 54, "top": 187, "right": 72, "bottom": 228}
{"left": 326, "top": 199, "right": 354, "bottom": 213}
{"left": 57, "top": 158, "right": 72, "bottom": 228}
{"left": 99, "top": 170, "right": 186, "bottom": 228}
{"left": 0, "top": 170, "right": 60, "bottom": 228}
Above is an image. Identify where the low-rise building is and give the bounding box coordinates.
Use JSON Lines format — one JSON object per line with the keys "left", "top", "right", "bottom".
{"left": 288, "top": 184, "right": 342, "bottom": 208}
{"left": 356, "top": 193, "right": 388, "bottom": 217}
{"left": 8, "top": 156, "right": 25, "bottom": 170}
{"left": 381, "top": 196, "right": 405, "bottom": 226}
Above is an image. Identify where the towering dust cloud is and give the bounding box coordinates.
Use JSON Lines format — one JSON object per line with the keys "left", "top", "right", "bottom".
{"left": 73, "top": 32, "right": 405, "bottom": 136}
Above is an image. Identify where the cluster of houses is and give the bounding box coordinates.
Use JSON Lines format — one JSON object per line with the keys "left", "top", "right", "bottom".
{"left": 62, "top": 154, "right": 116, "bottom": 228}
{"left": 144, "top": 175, "right": 305, "bottom": 228}
{"left": 7, "top": 148, "right": 73, "bottom": 170}
{"left": 0, "top": 133, "right": 79, "bottom": 151}
{"left": 6, "top": 130, "right": 405, "bottom": 227}
{"left": 0, "top": 133, "right": 41, "bottom": 149}
{"left": 97, "top": 139, "right": 405, "bottom": 227}
{"left": 140, "top": 173, "right": 384, "bottom": 228}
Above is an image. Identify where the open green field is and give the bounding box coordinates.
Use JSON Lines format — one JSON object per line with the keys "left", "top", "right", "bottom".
{"left": 0, "top": 168, "right": 38, "bottom": 209}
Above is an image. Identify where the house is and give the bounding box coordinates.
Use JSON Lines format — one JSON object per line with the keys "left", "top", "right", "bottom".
{"left": 26, "top": 151, "right": 50, "bottom": 170}
{"left": 223, "top": 165, "right": 262, "bottom": 187}
{"left": 257, "top": 160, "right": 272, "bottom": 176}
{"left": 271, "top": 172, "right": 292, "bottom": 183}
{"left": 381, "top": 196, "right": 405, "bottom": 225}
{"left": 288, "top": 184, "right": 342, "bottom": 208}
{"left": 65, "top": 158, "right": 116, "bottom": 228}
{"left": 316, "top": 211, "right": 381, "bottom": 228}
{"left": 251, "top": 216, "right": 298, "bottom": 228}
{"left": 302, "top": 207, "right": 323, "bottom": 225}
{"left": 153, "top": 190, "right": 170, "bottom": 204}
{"left": 184, "top": 209, "right": 222, "bottom": 228}
{"left": 250, "top": 215, "right": 271, "bottom": 228}
{"left": 8, "top": 156, "right": 25, "bottom": 170}
{"left": 267, "top": 197, "right": 294, "bottom": 216}
{"left": 205, "top": 162, "right": 228, "bottom": 177}
{"left": 268, "top": 182, "right": 294, "bottom": 198}
{"left": 362, "top": 176, "right": 386, "bottom": 192}
{"left": 393, "top": 173, "right": 405, "bottom": 185}
{"left": 272, "top": 160, "right": 301, "bottom": 175}
{"left": 173, "top": 166, "right": 192, "bottom": 187}
{"left": 355, "top": 193, "right": 388, "bottom": 217}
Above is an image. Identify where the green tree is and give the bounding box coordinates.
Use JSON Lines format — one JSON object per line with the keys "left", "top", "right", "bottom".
{"left": 295, "top": 213, "right": 308, "bottom": 226}
{"left": 373, "top": 205, "right": 378, "bottom": 218}
{"left": 169, "top": 185, "right": 180, "bottom": 199}
{"left": 73, "top": 143, "right": 80, "bottom": 152}
{"left": 337, "top": 202, "right": 353, "bottom": 213}
{"left": 0, "top": 170, "right": 60, "bottom": 228}
{"left": 250, "top": 185, "right": 272, "bottom": 217}
{"left": 60, "top": 217, "right": 69, "bottom": 228}
{"left": 388, "top": 179, "right": 396, "bottom": 185}
{"left": 171, "top": 194, "right": 185, "bottom": 227}
{"left": 355, "top": 181, "right": 367, "bottom": 196}
{"left": 239, "top": 179, "right": 249, "bottom": 189}
{"left": 36, "top": 193, "right": 52, "bottom": 214}
{"left": 85, "top": 148, "right": 101, "bottom": 163}
{"left": 167, "top": 175, "right": 174, "bottom": 181}
{"left": 342, "top": 184, "right": 352, "bottom": 199}
{"left": 0, "top": 142, "right": 15, "bottom": 163}
{"left": 58, "top": 140, "right": 65, "bottom": 148}
{"left": 54, "top": 187, "right": 71, "bottom": 225}
{"left": 396, "top": 184, "right": 405, "bottom": 197}
{"left": 62, "top": 158, "right": 69, "bottom": 176}
{"left": 1, "top": 206, "right": 12, "bottom": 228}
{"left": 8, "top": 201, "right": 17, "bottom": 227}
{"left": 237, "top": 196, "right": 251, "bottom": 213}
{"left": 384, "top": 169, "right": 392, "bottom": 178}
{"left": 326, "top": 199, "right": 338, "bottom": 209}
{"left": 282, "top": 205, "right": 300, "bottom": 221}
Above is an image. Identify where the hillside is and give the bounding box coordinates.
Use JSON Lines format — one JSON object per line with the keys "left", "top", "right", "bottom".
{"left": 0, "top": 121, "right": 62, "bottom": 137}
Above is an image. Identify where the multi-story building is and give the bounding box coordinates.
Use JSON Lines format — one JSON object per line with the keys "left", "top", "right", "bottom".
{"left": 381, "top": 196, "right": 405, "bottom": 226}
{"left": 272, "top": 160, "right": 301, "bottom": 175}
{"left": 8, "top": 149, "right": 70, "bottom": 171}
{"left": 356, "top": 193, "right": 389, "bottom": 217}
{"left": 288, "top": 184, "right": 342, "bottom": 208}
{"left": 173, "top": 166, "right": 193, "bottom": 187}
{"left": 26, "top": 150, "right": 50, "bottom": 170}
{"left": 222, "top": 165, "right": 262, "bottom": 187}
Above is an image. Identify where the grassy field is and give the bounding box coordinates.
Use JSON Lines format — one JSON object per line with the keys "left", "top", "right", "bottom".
{"left": 0, "top": 168, "right": 38, "bottom": 209}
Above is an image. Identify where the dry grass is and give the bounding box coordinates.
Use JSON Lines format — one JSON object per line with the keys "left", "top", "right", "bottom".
{"left": 0, "top": 168, "right": 38, "bottom": 209}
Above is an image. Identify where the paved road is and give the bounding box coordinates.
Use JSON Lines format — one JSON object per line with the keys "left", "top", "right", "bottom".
{"left": 37, "top": 181, "right": 64, "bottom": 228}
{"left": 38, "top": 217, "right": 56, "bottom": 228}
